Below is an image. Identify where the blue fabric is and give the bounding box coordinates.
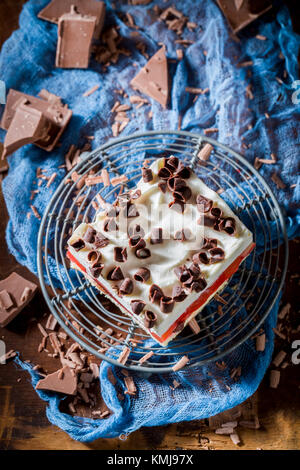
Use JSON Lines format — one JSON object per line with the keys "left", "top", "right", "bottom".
{"left": 1, "top": 0, "right": 299, "bottom": 441}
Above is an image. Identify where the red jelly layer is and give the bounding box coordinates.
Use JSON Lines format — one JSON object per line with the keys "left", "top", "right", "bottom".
{"left": 67, "top": 241, "right": 255, "bottom": 345}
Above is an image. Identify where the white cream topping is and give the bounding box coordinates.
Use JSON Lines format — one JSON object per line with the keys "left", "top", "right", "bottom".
{"left": 68, "top": 158, "right": 253, "bottom": 344}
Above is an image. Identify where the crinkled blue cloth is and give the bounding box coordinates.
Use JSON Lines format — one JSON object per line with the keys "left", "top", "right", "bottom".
{"left": 1, "top": 0, "right": 299, "bottom": 442}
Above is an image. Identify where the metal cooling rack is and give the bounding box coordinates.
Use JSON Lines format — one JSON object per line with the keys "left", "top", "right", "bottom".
{"left": 37, "top": 130, "right": 288, "bottom": 372}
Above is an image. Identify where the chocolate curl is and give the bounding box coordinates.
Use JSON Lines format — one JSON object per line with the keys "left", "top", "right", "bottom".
{"left": 209, "top": 247, "right": 225, "bottom": 263}
{"left": 134, "top": 267, "right": 150, "bottom": 283}
{"left": 128, "top": 224, "right": 145, "bottom": 238}
{"left": 103, "top": 218, "right": 118, "bottom": 232}
{"left": 158, "top": 166, "right": 172, "bottom": 179}
{"left": 94, "top": 232, "right": 109, "bottom": 248}
{"left": 119, "top": 278, "right": 134, "bottom": 295}
{"left": 129, "top": 236, "right": 146, "bottom": 250}
{"left": 174, "top": 162, "right": 191, "bottom": 179}
{"left": 172, "top": 285, "right": 187, "bottom": 302}
{"left": 83, "top": 226, "right": 96, "bottom": 243}
{"left": 220, "top": 217, "right": 236, "bottom": 236}
{"left": 210, "top": 207, "right": 222, "bottom": 219}
{"left": 135, "top": 247, "right": 151, "bottom": 259}
{"left": 179, "top": 269, "right": 193, "bottom": 285}
{"left": 142, "top": 167, "right": 153, "bottom": 183}
{"left": 173, "top": 185, "right": 192, "bottom": 202}
{"left": 108, "top": 266, "right": 124, "bottom": 281}
{"left": 169, "top": 199, "right": 185, "bottom": 213}
{"left": 114, "top": 246, "right": 127, "bottom": 262}
{"left": 149, "top": 284, "right": 163, "bottom": 303}
{"left": 160, "top": 296, "right": 175, "bottom": 313}
{"left": 164, "top": 156, "right": 179, "bottom": 171}
{"left": 131, "top": 299, "right": 146, "bottom": 315}
{"left": 70, "top": 238, "right": 85, "bottom": 251}
{"left": 87, "top": 250, "right": 101, "bottom": 263}
{"left": 188, "top": 278, "right": 207, "bottom": 292}
{"left": 125, "top": 203, "right": 139, "bottom": 218}
{"left": 196, "top": 194, "right": 213, "bottom": 213}
{"left": 189, "top": 263, "right": 201, "bottom": 279}
{"left": 144, "top": 310, "right": 157, "bottom": 329}
{"left": 88, "top": 262, "right": 104, "bottom": 278}
{"left": 150, "top": 227, "right": 163, "bottom": 244}
{"left": 193, "top": 251, "right": 210, "bottom": 265}
{"left": 202, "top": 238, "right": 218, "bottom": 250}
{"left": 167, "top": 176, "right": 186, "bottom": 192}
{"left": 158, "top": 181, "right": 167, "bottom": 193}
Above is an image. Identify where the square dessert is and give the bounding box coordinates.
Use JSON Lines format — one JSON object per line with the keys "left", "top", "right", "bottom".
{"left": 67, "top": 157, "right": 254, "bottom": 346}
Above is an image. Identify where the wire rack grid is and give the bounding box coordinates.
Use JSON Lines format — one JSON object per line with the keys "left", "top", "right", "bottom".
{"left": 37, "top": 130, "right": 288, "bottom": 373}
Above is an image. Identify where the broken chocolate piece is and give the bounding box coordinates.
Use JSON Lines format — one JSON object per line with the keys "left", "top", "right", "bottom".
{"left": 150, "top": 227, "right": 163, "bottom": 244}
{"left": 38, "top": 0, "right": 106, "bottom": 38}
{"left": 114, "top": 246, "right": 127, "bottom": 262}
{"left": 134, "top": 268, "right": 150, "bottom": 283}
{"left": 131, "top": 299, "right": 146, "bottom": 315}
{"left": 160, "top": 296, "right": 175, "bottom": 313}
{"left": 83, "top": 226, "right": 96, "bottom": 243}
{"left": 143, "top": 310, "right": 157, "bottom": 329}
{"left": 142, "top": 167, "right": 153, "bottom": 183}
{"left": 70, "top": 238, "right": 85, "bottom": 251}
{"left": 119, "top": 278, "right": 134, "bottom": 295}
{"left": 217, "top": 0, "right": 272, "bottom": 34}
{"left": 130, "top": 46, "right": 169, "bottom": 108}
{"left": 135, "top": 247, "right": 151, "bottom": 259}
{"left": 36, "top": 366, "right": 77, "bottom": 395}
{"left": 56, "top": 6, "right": 97, "bottom": 69}
{"left": 172, "top": 285, "right": 187, "bottom": 302}
{"left": 149, "top": 284, "right": 163, "bottom": 303}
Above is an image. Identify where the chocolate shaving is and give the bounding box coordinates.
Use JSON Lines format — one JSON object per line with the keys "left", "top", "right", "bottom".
{"left": 119, "top": 278, "right": 134, "bottom": 295}
{"left": 134, "top": 268, "right": 150, "bottom": 283}
{"left": 135, "top": 247, "right": 151, "bottom": 259}
{"left": 131, "top": 299, "right": 146, "bottom": 315}
{"left": 196, "top": 194, "right": 213, "bottom": 213}
{"left": 150, "top": 227, "right": 163, "bottom": 244}
{"left": 220, "top": 217, "right": 236, "bottom": 235}
{"left": 175, "top": 163, "right": 191, "bottom": 179}
{"left": 149, "top": 284, "right": 163, "bottom": 303}
{"left": 103, "top": 218, "right": 118, "bottom": 232}
{"left": 83, "top": 226, "right": 96, "bottom": 243}
{"left": 202, "top": 238, "right": 218, "bottom": 249}
{"left": 210, "top": 207, "right": 222, "bottom": 219}
{"left": 160, "top": 296, "right": 175, "bottom": 313}
{"left": 108, "top": 266, "right": 124, "bottom": 281}
{"left": 188, "top": 278, "right": 207, "bottom": 292}
{"left": 114, "top": 246, "right": 127, "bottom": 262}
{"left": 158, "top": 166, "right": 172, "bottom": 179}
{"left": 142, "top": 167, "right": 153, "bottom": 183}
{"left": 174, "top": 228, "right": 192, "bottom": 241}
{"left": 209, "top": 247, "right": 225, "bottom": 263}
{"left": 88, "top": 262, "right": 104, "bottom": 278}
{"left": 193, "top": 251, "right": 210, "bottom": 265}
{"left": 128, "top": 224, "right": 145, "bottom": 238}
{"left": 129, "top": 236, "right": 146, "bottom": 250}
{"left": 124, "top": 203, "right": 139, "bottom": 218}
{"left": 143, "top": 310, "right": 157, "bottom": 329}
{"left": 167, "top": 176, "right": 186, "bottom": 192}
{"left": 94, "top": 232, "right": 109, "bottom": 248}
{"left": 158, "top": 181, "right": 167, "bottom": 193}
{"left": 172, "top": 285, "right": 187, "bottom": 302}
{"left": 70, "top": 238, "right": 85, "bottom": 251}
{"left": 168, "top": 199, "right": 185, "bottom": 213}
{"left": 87, "top": 250, "right": 101, "bottom": 263}
{"left": 173, "top": 185, "right": 192, "bottom": 202}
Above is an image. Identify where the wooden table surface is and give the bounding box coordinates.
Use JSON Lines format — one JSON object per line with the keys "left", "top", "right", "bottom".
{"left": 0, "top": 0, "right": 299, "bottom": 451}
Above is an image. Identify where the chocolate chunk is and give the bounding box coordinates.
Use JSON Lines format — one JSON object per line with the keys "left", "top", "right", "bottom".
{"left": 56, "top": 7, "right": 97, "bottom": 69}
{"left": 36, "top": 366, "right": 77, "bottom": 395}
{"left": 83, "top": 226, "right": 96, "bottom": 243}
{"left": 129, "top": 236, "right": 146, "bottom": 250}
{"left": 158, "top": 181, "right": 167, "bottom": 193}
{"left": 160, "top": 296, "right": 175, "bottom": 313}
{"left": 220, "top": 217, "right": 236, "bottom": 235}
{"left": 150, "top": 227, "right": 163, "bottom": 244}
{"left": 209, "top": 247, "right": 225, "bottom": 263}
{"left": 175, "top": 162, "right": 191, "bottom": 179}
{"left": 193, "top": 251, "right": 210, "bottom": 265}
{"left": 131, "top": 299, "right": 146, "bottom": 315}
{"left": 87, "top": 250, "right": 101, "bottom": 263}
{"left": 134, "top": 268, "right": 150, "bottom": 283}
{"left": 38, "top": 0, "right": 106, "bottom": 38}
{"left": 172, "top": 285, "right": 187, "bottom": 302}
{"left": 0, "top": 273, "right": 37, "bottom": 327}
{"left": 119, "top": 278, "right": 134, "bottom": 295}
{"left": 128, "top": 224, "right": 145, "bottom": 238}
{"left": 143, "top": 310, "right": 157, "bottom": 329}
{"left": 130, "top": 46, "right": 169, "bottom": 108}
{"left": 88, "top": 262, "right": 104, "bottom": 278}
{"left": 109, "top": 266, "right": 124, "bottom": 281}
{"left": 135, "top": 247, "right": 151, "bottom": 259}
{"left": 94, "top": 232, "right": 109, "bottom": 248}
{"left": 103, "top": 218, "right": 118, "bottom": 232}
{"left": 70, "top": 238, "right": 85, "bottom": 251}
{"left": 142, "top": 167, "right": 153, "bottom": 183}
{"left": 149, "top": 284, "right": 163, "bottom": 303}
{"left": 173, "top": 186, "right": 192, "bottom": 202}
{"left": 158, "top": 166, "right": 172, "bottom": 179}
{"left": 114, "top": 246, "right": 127, "bottom": 262}
{"left": 0, "top": 89, "right": 72, "bottom": 154}
{"left": 217, "top": 0, "right": 272, "bottom": 34}
{"left": 196, "top": 194, "right": 213, "bottom": 213}
{"left": 169, "top": 199, "right": 185, "bottom": 213}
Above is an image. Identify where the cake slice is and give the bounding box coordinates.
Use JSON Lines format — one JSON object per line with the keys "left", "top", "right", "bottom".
{"left": 67, "top": 157, "right": 254, "bottom": 346}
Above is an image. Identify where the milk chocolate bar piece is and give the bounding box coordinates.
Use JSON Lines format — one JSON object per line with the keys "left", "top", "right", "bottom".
{"left": 56, "top": 7, "right": 97, "bottom": 69}
{"left": 0, "top": 272, "right": 38, "bottom": 327}
{"left": 217, "top": 0, "right": 272, "bottom": 33}
{"left": 36, "top": 366, "right": 77, "bottom": 395}
{"left": 0, "top": 89, "right": 72, "bottom": 153}
{"left": 38, "top": 0, "right": 106, "bottom": 38}
{"left": 130, "top": 46, "right": 169, "bottom": 108}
